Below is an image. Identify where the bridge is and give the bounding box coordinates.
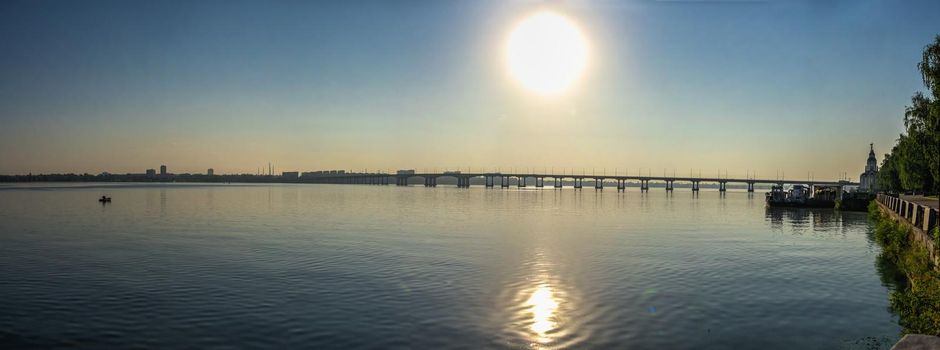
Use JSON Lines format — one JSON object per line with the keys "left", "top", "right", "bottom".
{"left": 300, "top": 171, "right": 858, "bottom": 192}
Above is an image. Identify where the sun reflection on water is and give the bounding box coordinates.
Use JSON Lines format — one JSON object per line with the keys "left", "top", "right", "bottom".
{"left": 526, "top": 284, "right": 560, "bottom": 344}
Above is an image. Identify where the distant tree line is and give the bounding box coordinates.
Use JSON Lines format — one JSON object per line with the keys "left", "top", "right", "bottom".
{"left": 0, "top": 173, "right": 292, "bottom": 183}
{"left": 878, "top": 35, "right": 940, "bottom": 195}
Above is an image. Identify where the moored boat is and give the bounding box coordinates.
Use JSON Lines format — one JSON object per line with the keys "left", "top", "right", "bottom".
{"left": 766, "top": 184, "right": 837, "bottom": 208}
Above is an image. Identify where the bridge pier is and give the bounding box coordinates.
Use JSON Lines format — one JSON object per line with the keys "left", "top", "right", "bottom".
{"left": 594, "top": 178, "right": 604, "bottom": 190}
{"left": 665, "top": 180, "right": 674, "bottom": 191}
{"left": 485, "top": 175, "right": 493, "bottom": 187}
{"left": 517, "top": 176, "right": 526, "bottom": 188}
{"left": 747, "top": 182, "right": 755, "bottom": 192}
{"left": 536, "top": 177, "right": 544, "bottom": 188}
{"left": 641, "top": 179, "right": 649, "bottom": 191}
{"left": 574, "top": 178, "right": 583, "bottom": 189}
{"left": 424, "top": 177, "right": 437, "bottom": 187}
{"left": 501, "top": 176, "right": 509, "bottom": 188}
{"left": 554, "top": 178, "right": 562, "bottom": 188}
{"left": 692, "top": 181, "right": 700, "bottom": 191}
{"left": 397, "top": 176, "right": 408, "bottom": 186}
{"left": 719, "top": 181, "right": 727, "bottom": 192}
{"left": 617, "top": 179, "right": 625, "bottom": 191}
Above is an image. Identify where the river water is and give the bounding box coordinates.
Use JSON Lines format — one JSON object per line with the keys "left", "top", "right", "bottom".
{"left": 0, "top": 183, "right": 900, "bottom": 349}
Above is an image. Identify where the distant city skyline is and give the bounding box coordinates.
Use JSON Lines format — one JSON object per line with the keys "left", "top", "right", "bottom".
{"left": 1, "top": 1, "right": 938, "bottom": 179}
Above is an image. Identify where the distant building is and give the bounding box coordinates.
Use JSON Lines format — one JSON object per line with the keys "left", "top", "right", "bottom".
{"left": 207, "top": 168, "right": 214, "bottom": 176}
{"left": 146, "top": 169, "right": 156, "bottom": 176}
{"left": 282, "top": 171, "right": 299, "bottom": 179}
{"left": 859, "top": 143, "right": 879, "bottom": 192}
{"left": 160, "top": 165, "right": 167, "bottom": 175}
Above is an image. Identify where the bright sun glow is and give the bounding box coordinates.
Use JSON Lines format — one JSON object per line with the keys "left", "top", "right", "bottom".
{"left": 506, "top": 11, "right": 588, "bottom": 96}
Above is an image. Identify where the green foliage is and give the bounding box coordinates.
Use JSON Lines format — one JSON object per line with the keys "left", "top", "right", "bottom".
{"left": 897, "top": 133, "right": 935, "bottom": 193}
{"left": 869, "top": 202, "right": 940, "bottom": 335}
{"left": 878, "top": 149, "right": 903, "bottom": 192}
{"left": 881, "top": 35, "right": 940, "bottom": 194}
{"left": 890, "top": 271, "right": 940, "bottom": 335}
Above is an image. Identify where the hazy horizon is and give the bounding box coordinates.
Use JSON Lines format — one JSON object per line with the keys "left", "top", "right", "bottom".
{"left": 2, "top": 0, "right": 938, "bottom": 180}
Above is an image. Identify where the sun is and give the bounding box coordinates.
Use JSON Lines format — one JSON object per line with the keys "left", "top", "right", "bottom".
{"left": 505, "top": 11, "right": 588, "bottom": 96}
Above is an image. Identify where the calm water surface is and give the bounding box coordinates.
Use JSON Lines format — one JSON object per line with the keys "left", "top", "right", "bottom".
{"left": 0, "top": 183, "right": 900, "bottom": 349}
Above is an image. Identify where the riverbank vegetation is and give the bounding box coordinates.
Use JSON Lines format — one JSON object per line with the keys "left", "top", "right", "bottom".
{"left": 877, "top": 36, "right": 940, "bottom": 195}
{"left": 869, "top": 201, "right": 940, "bottom": 335}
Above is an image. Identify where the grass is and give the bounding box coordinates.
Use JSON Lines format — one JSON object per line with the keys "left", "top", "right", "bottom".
{"left": 869, "top": 201, "right": 940, "bottom": 335}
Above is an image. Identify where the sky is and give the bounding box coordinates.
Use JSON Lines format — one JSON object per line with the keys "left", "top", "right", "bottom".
{"left": 1, "top": 0, "right": 938, "bottom": 180}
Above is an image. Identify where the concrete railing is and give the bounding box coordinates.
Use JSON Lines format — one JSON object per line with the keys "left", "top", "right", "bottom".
{"left": 877, "top": 194, "right": 939, "bottom": 235}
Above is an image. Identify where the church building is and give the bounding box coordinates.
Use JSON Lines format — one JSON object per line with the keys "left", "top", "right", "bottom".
{"left": 859, "top": 144, "right": 878, "bottom": 192}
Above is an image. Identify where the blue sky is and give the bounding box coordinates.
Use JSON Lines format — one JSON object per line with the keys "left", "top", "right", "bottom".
{"left": 1, "top": 0, "right": 938, "bottom": 179}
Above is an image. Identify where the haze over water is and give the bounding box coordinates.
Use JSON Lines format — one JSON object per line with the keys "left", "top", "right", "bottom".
{"left": 0, "top": 183, "right": 899, "bottom": 349}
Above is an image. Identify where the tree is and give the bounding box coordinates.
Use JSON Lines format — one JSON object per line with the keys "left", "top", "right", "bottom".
{"left": 878, "top": 148, "right": 902, "bottom": 192}
{"left": 898, "top": 133, "right": 933, "bottom": 193}
{"left": 880, "top": 35, "right": 940, "bottom": 194}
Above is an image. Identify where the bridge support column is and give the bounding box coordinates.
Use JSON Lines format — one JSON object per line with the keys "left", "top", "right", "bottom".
{"left": 517, "top": 177, "right": 526, "bottom": 188}
{"left": 641, "top": 179, "right": 649, "bottom": 191}
{"left": 666, "top": 180, "right": 674, "bottom": 191}
{"left": 501, "top": 176, "right": 509, "bottom": 188}
{"left": 617, "top": 179, "right": 625, "bottom": 191}
{"left": 719, "top": 181, "right": 727, "bottom": 192}
{"left": 574, "top": 178, "right": 582, "bottom": 189}
{"left": 536, "top": 177, "right": 544, "bottom": 188}
{"left": 595, "top": 178, "right": 604, "bottom": 190}
{"left": 692, "top": 181, "right": 699, "bottom": 191}
{"left": 554, "top": 178, "right": 562, "bottom": 188}
{"left": 485, "top": 176, "right": 494, "bottom": 187}
{"left": 747, "top": 182, "right": 754, "bottom": 192}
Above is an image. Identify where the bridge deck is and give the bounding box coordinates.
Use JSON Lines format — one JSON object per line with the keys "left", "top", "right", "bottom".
{"left": 312, "top": 172, "right": 858, "bottom": 186}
